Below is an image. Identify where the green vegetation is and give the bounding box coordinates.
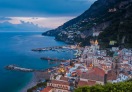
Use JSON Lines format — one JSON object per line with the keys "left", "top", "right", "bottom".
{"left": 97, "top": 1, "right": 132, "bottom": 48}
{"left": 98, "top": 14, "right": 132, "bottom": 48}
{"left": 74, "top": 81, "right": 132, "bottom": 92}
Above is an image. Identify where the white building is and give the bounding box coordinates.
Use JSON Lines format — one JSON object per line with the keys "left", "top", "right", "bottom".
{"left": 112, "top": 73, "right": 128, "bottom": 83}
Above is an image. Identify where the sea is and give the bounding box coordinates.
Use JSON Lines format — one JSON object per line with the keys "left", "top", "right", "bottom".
{"left": 0, "top": 32, "right": 75, "bottom": 92}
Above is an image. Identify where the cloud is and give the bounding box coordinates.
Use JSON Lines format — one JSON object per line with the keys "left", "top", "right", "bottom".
{"left": 7, "top": 17, "right": 74, "bottom": 28}
{"left": 0, "top": 17, "right": 12, "bottom": 24}
{"left": 0, "top": 17, "right": 74, "bottom": 29}
{"left": 0, "top": 21, "right": 50, "bottom": 32}
{"left": 0, "top": 0, "right": 96, "bottom": 17}
{"left": 0, "top": 0, "right": 96, "bottom": 30}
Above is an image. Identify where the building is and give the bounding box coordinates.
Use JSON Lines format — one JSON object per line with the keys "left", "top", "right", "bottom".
{"left": 47, "top": 80, "right": 70, "bottom": 92}
{"left": 107, "top": 70, "right": 117, "bottom": 82}
{"left": 108, "top": 8, "right": 117, "bottom": 12}
{"left": 112, "top": 73, "right": 129, "bottom": 83}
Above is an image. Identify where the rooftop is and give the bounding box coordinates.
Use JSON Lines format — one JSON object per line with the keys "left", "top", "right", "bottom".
{"left": 60, "top": 76, "right": 68, "bottom": 81}
{"left": 41, "top": 86, "right": 52, "bottom": 92}
{"left": 107, "top": 70, "right": 117, "bottom": 80}
{"left": 81, "top": 67, "right": 105, "bottom": 81}
{"left": 78, "top": 80, "right": 96, "bottom": 87}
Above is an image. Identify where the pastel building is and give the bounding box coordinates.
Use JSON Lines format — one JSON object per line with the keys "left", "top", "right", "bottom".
{"left": 112, "top": 73, "right": 129, "bottom": 83}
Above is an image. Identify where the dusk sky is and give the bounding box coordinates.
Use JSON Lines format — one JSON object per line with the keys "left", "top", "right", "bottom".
{"left": 0, "top": 0, "right": 96, "bottom": 29}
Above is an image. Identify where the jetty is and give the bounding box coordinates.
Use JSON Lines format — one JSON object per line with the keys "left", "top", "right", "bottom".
{"left": 5, "top": 65, "right": 56, "bottom": 72}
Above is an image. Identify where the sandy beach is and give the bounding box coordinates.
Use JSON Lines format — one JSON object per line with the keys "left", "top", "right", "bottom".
{"left": 20, "top": 73, "right": 37, "bottom": 92}
{"left": 20, "top": 71, "right": 50, "bottom": 92}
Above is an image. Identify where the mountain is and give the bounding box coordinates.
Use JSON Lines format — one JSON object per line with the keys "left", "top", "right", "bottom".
{"left": 42, "top": 0, "right": 132, "bottom": 48}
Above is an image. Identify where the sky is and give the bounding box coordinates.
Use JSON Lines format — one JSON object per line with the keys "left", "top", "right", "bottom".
{"left": 0, "top": 0, "right": 96, "bottom": 30}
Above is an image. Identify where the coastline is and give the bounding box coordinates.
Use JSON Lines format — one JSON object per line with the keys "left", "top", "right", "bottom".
{"left": 0, "top": 32, "right": 71, "bottom": 92}
{"left": 20, "top": 73, "right": 37, "bottom": 92}
{"left": 20, "top": 71, "right": 50, "bottom": 92}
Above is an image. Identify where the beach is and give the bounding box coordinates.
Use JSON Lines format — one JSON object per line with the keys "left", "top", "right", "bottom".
{"left": 21, "top": 71, "right": 51, "bottom": 92}
{"left": 20, "top": 73, "right": 37, "bottom": 92}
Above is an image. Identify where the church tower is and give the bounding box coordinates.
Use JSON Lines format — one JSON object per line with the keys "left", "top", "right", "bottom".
{"left": 95, "top": 40, "right": 99, "bottom": 50}
{"left": 89, "top": 39, "right": 99, "bottom": 53}
{"left": 95, "top": 40, "right": 98, "bottom": 46}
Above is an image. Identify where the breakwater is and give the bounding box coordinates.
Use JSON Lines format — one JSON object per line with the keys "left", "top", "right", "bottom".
{"left": 5, "top": 65, "right": 34, "bottom": 72}
{"left": 5, "top": 65, "right": 56, "bottom": 72}
{"left": 40, "top": 57, "right": 67, "bottom": 62}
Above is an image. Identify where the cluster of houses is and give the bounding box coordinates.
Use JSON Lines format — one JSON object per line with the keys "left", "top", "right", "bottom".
{"left": 108, "top": 8, "right": 117, "bottom": 12}
{"left": 40, "top": 40, "right": 132, "bottom": 92}
{"left": 56, "top": 17, "right": 99, "bottom": 43}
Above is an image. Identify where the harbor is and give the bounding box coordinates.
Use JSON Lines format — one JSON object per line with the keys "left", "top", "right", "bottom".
{"left": 5, "top": 44, "right": 82, "bottom": 73}
{"left": 3, "top": 37, "right": 82, "bottom": 92}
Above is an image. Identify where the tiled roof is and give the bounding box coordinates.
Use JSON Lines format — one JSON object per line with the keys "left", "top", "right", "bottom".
{"left": 76, "top": 69, "right": 82, "bottom": 76}
{"left": 78, "top": 80, "right": 96, "bottom": 87}
{"left": 92, "top": 67, "right": 105, "bottom": 77}
{"left": 81, "top": 67, "right": 105, "bottom": 81}
{"left": 107, "top": 70, "right": 117, "bottom": 80}
{"left": 60, "top": 76, "right": 68, "bottom": 81}
{"left": 78, "top": 81, "right": 88, "bottom": 87}
{"left": 41, "top": 86, "right": 52, "bottom": 92}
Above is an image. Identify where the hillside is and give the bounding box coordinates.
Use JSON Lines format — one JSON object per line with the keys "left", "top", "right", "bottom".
{"left": 42, "top": 0, "right": 132, "bottom": 48}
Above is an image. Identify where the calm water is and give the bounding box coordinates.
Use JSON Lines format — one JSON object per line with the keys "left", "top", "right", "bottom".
{"left": 0, "top": 32, "right": 74, "bottom": 92}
